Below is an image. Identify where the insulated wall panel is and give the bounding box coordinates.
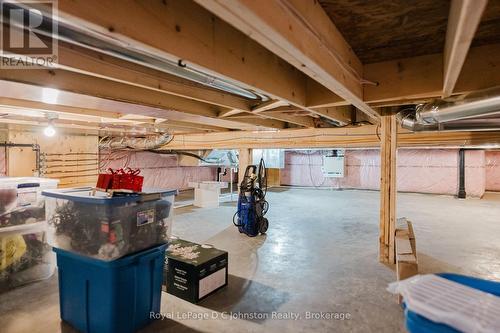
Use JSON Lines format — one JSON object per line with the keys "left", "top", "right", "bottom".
{"left": 281, "top": 149, "right": 486, "bottom": 197}
{"left": 0, "top": 148, "right": 5, "bottom": 176}
{"left": 101, "top": 151, "right": 216, "bottom": 190}
{"left": 486, "top": 151, "right": 500, "bottom": 191}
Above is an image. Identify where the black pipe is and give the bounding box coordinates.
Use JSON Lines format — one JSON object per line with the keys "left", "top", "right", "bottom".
{"left": 458, "top": 149, "right": 466, "bottom": 199}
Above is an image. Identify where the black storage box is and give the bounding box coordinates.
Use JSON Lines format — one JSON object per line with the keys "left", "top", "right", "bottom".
{"left": 164, "top": 238, "right": 228, "bottom": 303}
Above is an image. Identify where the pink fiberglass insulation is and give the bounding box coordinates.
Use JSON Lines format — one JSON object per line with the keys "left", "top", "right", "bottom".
{"left": 100, "top": 151, "right": 216, "bottom": 190}
{"left": 486, "top": 151, "right": 500, "bottom": 191}
{"left": 0, "top": 148, "right": 5, "bottom": 175}
{"left": 280, "top": 150, "right": 380, "bottom": 190}
{"left": 281, "top": 149, "right": 486, "bottom": 197}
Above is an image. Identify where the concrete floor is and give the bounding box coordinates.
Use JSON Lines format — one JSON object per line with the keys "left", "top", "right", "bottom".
{"left": 1, "top": 188, "right": 500, "bottom": 333}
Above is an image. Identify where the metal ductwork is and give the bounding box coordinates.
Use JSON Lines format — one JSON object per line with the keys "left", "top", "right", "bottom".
{"left": 99, "top": 133, "right": 173, "bottom": 150}
{"left": 2, "top": 2, "right": 269, "bottom": 102}
{"left": 399, "top": 87, "right": 500, "bottom": 132}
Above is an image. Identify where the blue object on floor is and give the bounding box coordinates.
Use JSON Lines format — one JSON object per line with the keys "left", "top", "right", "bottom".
{"left": 54, "top": 244, "right": 167, "bottom": 333}
{"left": 406, "top": 273, "right": 500, "bottom": 333}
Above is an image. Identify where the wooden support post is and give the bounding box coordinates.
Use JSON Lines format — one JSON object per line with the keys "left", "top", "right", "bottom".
{"left": 238, "top": 148, "right": 253, "bottom": 191}
{"left": 379, "top": 115, "right": 397, "bottom": 264}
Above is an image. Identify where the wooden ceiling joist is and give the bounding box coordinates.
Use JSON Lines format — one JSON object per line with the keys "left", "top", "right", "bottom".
{"left": 158, "top": 125, "right": 500, "bottom": 150}
{"left": 162, "top": 125, "right": 380, "bottom": 150}
{"left": 254, "top": 112, "right": 315, "bottom": 128}
{"left": 56, "top": 42, "right": 254, "bottom": 111}
{"left": 364, "top": 43, "right": 500, "bottom": 103}
{"left": 443, "top": 0, "right": 488, "bottom": 97}
{"left": 0, "top": 79, "right": 275, "bottom": 131}
{"left": 267, "top": 105, "right": 352, "bottom": 126}
{"left": 53, "top": 0, "right": 309, "bottom": 107}
{"left": 195, "top": 0, "right": 378, "bottom": 121}
{"left": 0, "top": 97, "right": 123, "bottom": 120}
{"left": 0, "top": 68, "right": 223, "bottom": 118}
{"left": 0, "top": 68, "right": 289, "bottom": 130}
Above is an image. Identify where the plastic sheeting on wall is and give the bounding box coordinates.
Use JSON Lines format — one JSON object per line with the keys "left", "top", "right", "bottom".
{"left": 0, "top": 148, "right": 5, "bottom": 176}
{"left": 486, "top": 151, "right": 500, "bottom": 191}
{"left": 281, "top": 149, "right": 486, "bottom": 197}
{"left": 100, "top": 151, "right": 216, "bottom": 190}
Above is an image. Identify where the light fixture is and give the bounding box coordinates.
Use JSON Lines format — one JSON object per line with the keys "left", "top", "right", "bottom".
{"left": 44, "top": 113, "right": 58, "bottom": 137}
{"left": 42, "top": 87, "right": 59, "bottom": 104}
{"left": 44, "top": 122, "right": 56, "bottom": 137}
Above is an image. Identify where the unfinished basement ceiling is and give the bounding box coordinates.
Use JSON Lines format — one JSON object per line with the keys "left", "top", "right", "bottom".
{"left": 472, "top": 0, "right": 500, "bottom": 47}
{"left": 318, "top": 0, "right": 450, "bottom": 63}
{"left": 319, "top": 0, "right": 500, "bottom": 64}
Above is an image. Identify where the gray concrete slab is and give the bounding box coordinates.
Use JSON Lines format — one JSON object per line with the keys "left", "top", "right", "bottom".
{"left": 1, "top": 188, "right": 499, "bottom": 333}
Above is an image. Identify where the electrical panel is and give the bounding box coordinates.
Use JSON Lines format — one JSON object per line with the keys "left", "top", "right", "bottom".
{"left": 321, "top": 150, "right": 345, "bottom": 178}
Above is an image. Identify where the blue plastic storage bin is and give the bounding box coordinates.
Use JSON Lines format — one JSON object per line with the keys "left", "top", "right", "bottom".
{"left": 54, "top": 244, "right": 167, "bottom": 333}
{"left": 406, "top": 273, "right": 500, "bottom": 333}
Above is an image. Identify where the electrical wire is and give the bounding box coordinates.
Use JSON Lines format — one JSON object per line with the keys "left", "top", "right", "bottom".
{"left": 148, "top": 149, "right": 225, "bottom": 164}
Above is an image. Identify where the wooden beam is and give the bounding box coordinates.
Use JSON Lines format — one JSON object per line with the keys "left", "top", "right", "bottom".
{"left": 219, "top": 100, "right": 288, "bottom": 118}
{"left": 55, "top": 42, "right": 254, "bottom": 111}
{"left": 156, "top": 120, "right": 228, "bottom": 132}
{"left": 238, "top": 148, "right": 252, "bottom": 188}
{"left": 0, "top": 68, "right": 286, "bottom": 130}
{"left": 0, "top": 97, "right": 122, "bottom": 119}
{"left": 266, "top": 105, "right": 353, "bottom": 125}
{"left": 257, "top": 112, "right": 315, "bottom": 128}
{"left": 0, "top": 79, "right": 275, "bottom": 131}
{"left": 155, "top": 123, "right": 500, "bottom": 151}
{"left": 0, "top": 68, "right": 224, "bottom": 118}
{"left": 219, "top": 109, "right": 247, "bottom": 118}
{"left": 364, "top": 44, "right": 500, "bottom": 103}
{"left": 306, "top": 79, "right": 347, "bottom": 108}
{"left": 53, "top": 0, "right": 308, "bottom": 106}
{"left": 161, "top": 126, "right": 380, "bottom": 149}
{"left": 379, "top": 115, "right": 397, "bottom": 264}
{"left": 196, "top": 0, "right": 378, "bottom": 121}
{"left": 251, "top": 100, "right": 289, "bottom": 113}
{"left": 226, "top": 117, "right": 287, "bottom": 129}
{"left": 443, "top": 0, "right": 487, "bottom": 97}
{"left": 309, "top": 106, "right": 352, "bottom": 125}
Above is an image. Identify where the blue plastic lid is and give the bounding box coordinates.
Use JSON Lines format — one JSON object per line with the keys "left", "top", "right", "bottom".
{"left": 42, "top": 187, "right": 177, "bottom": 205}
{"left": 53, "top": 243, "right": 168, "bottom": 266}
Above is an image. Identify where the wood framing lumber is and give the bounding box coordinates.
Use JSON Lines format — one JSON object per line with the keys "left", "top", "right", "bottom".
{"left": 155, "top": 124, "right": 500, "bottom": 150}
{"left": 257, "top": 112, "right": 315, "bottom": 128}
{"left": 0, "top": 68, "right": 286, "bottom": 129}
{"left": 251, "top": 100, "right": 289, "bottom": 113}
{"left": 238, "top": 148, "right": 252, "bottom": 188}
{"left": 195, "top": 0, "right": 378, "bottom": 120}
{"left": 161, "top": 125, "right": 380, "bottom": 150}
{"left": 443, "top": 0, "right": 487, "bottom": 97}
{"left": 379, "top": 115, "right": 397, "bottom": 264}
{"left": 0, "top": 79, "right": 274, "bottom": 131}
{"left": 53, "top": 0, "right": 308, "bottom": 106}
{"left": 364, "top": 44, "right": 500, "bottom": 103}
{"left": 55, "top": 42, "right": 254, "bottom": 111}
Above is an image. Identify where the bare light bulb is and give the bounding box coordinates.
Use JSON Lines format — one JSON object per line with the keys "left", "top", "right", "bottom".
{"left": 44, "top": 124, "right": 56, "bottom": 137}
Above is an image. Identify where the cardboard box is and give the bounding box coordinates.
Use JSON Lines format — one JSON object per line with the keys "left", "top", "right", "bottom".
{"left": 164, "top": 238, "right": 228, "bottom": 303}
{"left": 395, "top": 218, "right": 418, "bottom": 304}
